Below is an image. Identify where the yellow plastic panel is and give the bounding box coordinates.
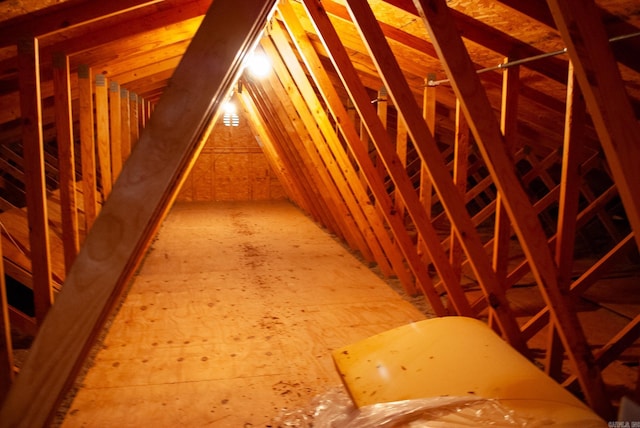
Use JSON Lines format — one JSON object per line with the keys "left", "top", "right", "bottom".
{"left": 332, "top": 317, "right": 604, "bottom": 425}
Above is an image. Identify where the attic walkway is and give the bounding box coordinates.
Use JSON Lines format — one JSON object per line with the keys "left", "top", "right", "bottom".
{"left": 56, "top": 200, "right": 426, "bottom": 426}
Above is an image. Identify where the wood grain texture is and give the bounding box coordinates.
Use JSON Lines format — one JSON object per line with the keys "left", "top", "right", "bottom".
{"left": 59, "top": 201, "right": 425, "bottom": 426}
{"left": 0, "top": 1, "right": 277, "bottom": 426}
{"left": 18, "top": 37, "right": 53, "bottom": 325}
{"left": 52, "top": 52, "right": 80, "bottom": 272}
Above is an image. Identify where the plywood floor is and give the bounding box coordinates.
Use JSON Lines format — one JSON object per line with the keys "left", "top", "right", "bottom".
{"left": 58, "top": 201, "right": 426, "bottom": 427}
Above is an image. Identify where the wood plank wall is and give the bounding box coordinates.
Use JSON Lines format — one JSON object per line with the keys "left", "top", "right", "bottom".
{"left": 176, "top": 97, "right": 287, "bottom": 202}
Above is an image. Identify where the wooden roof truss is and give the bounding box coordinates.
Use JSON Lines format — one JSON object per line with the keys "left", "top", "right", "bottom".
{"left": 0, "top": 0, "right": 639, "bottom": 423}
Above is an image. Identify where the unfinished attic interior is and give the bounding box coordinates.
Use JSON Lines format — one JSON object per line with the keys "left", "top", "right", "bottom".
{"left": 0, "top": 0, "right": 639, "bottom": 425}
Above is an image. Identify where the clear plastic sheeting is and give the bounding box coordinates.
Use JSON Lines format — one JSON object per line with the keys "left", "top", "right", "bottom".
{"left": 273, "top": 387, "right": 604, "bottom": 427}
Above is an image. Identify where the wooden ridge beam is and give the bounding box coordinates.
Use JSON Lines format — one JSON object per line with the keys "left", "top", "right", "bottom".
{"left": 413, "top": 0, "right": 610, "bottom": 415}
{"left": 0, "top": 1, "right": 277, "bottom": 425}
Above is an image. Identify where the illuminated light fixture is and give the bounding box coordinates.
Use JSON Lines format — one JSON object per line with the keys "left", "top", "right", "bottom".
{"left": 222, "top": 100, "right": 239, "bottom": 127}
{"left": 246, "top": 51, "right": 270, "bottom": 78}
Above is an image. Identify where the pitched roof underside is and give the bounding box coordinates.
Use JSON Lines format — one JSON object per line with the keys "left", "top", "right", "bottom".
{"left": 0, "top": 0, "right": 639, "bottom": 424}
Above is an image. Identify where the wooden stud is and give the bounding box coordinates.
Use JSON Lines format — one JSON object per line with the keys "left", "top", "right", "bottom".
{"left": 109, "top": 81, "right": 123, "bottom": 181}
{"left": 95, "top": 74, "right": 113, "bottom": 198}
{"left": 0, "top": 1, "right": 278, "bottom": 425}
{"left": 78, "top": 64, "right": 99, "bottom": 230}
{"left": 120, "top": 88, "right": 131, "bottom": 162}
{"left": 449, "top": 100, "right": 469, "bottom": 280}
{"left": 489, "top": 59, "right": 519, "bottom": 330}
{"left": 375, "top": 87, "right": 389, "bottom": 179}
{"left": 493, "top": 60, "right": 519, "bottom": 284}
{"left": 52, "top": 52, "right": 80, "bottom": 272}
{"left": 129, "top": 92, "right": 139, "bottom": 147}
{"left": 417, "top": 78, "right": 436, "bottom": 263}
{"left": 546, "top": 63, "right": 586, "bottom": 378}
{"left": 18, "top": 37, "right": 54, "bottom": 326}
{"left": 413, "top": 0, "right": 610, "bottom": 415}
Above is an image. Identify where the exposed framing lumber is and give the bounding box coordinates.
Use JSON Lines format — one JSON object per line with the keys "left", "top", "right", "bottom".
{"left": 18, "top": 38, "right": 54, "bottom": 326}
{"left": 342, "top": 0, "right": 528, "bottom": 350}
{"left": 547, "top": 0, "right": 640, "bottom": 255}
{"left": 52, "top": 52, "right": 80, "bottom": 272}
{"left": 298, "top": 0, "right": 482, "bottom": 318}
{"left": 546, "top": 63, "right": 586, "bottom": 378}
{"left": 563, "top": 315, "right": 640, "bottom": 391}
{"left": 417, "top": 79, "right": 435, "bottom": 263}
{"left": 246, "top": 73, "right": 373, "bottom": 261}
{"left": 263, "top": 30, "right": 403, "bottom": 280}
{"left": 279, "top": 0, "right": 452, "bottom": 315}
{"left": 95, "top": 74, "right": 112, "bottom": 198}
{"left": 521, "top": 232, "right": 637, "bottom": 341}
{"left": 493, "top": 60, "right": 519, "bottom": 285}
{"left": 0, "top": 1, "right": 277, "bottom": 425}
{"left": 267, "top": 22, "right": 420, "bottom": 290}
{"left": 120, "top": 88, "right": 132, "bottom": 161}
{"left": 109, "top": 81, "right": 123, "bottom": 180}
{"left": 129, "top": 92, "right": 139, "bottom": 147}
{"left": 78, "top": 64, "right": 98, "bottom": 230}
{"left": 412, "top": 0, "right": 610, "bottom": 415}
{"left": 449, "top": 100, "right": 469, "bottom": 280}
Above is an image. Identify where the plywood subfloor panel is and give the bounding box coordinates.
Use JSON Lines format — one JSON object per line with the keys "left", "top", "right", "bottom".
{"left": 59, "top": 200, "right": 426, "bottom": 427}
